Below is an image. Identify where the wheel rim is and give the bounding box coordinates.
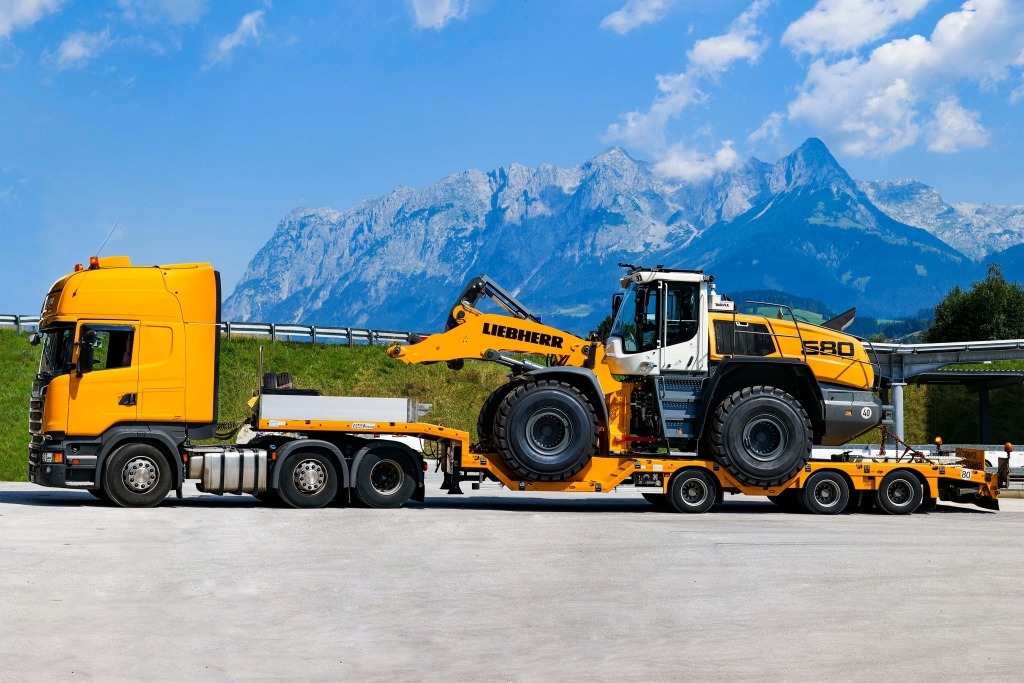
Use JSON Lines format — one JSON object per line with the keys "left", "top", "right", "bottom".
{"left": 525, "top": 408, "right": 573, "bottom": 455}
{"left": 742, "top": 414, "right": 788, "bottom": 462}
{"left": 122, "top": 457, "right": 159, "bottom": 493}
{"left": 369, "top": 460, "right": 403, "bottom": 496}
{"left": 885, "top": 479, "right": 913, "bottom": 507}
{"left": 293, "top": 459, "right": 327, "bottom": 495}
{"left": 680, "top": 477, "right": 709, "bottom": 507}
{"left": 813, "top": 479, "right": 842, "bottom": 508}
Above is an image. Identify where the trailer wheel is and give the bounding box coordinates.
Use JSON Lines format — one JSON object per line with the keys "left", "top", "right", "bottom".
{"left": 801, "top": 471, "right": 850, "bottom": 515}
{"left": 495, "top": 380, "right": 598, "bottom": 481}
{"left": 874, "top": 470, "right": 923, "bottom": 515}
{"left": 476, "top": 379, "right": 525, "bottom": 451}
{"left": 354, "top": 448, "right": 417, "bottom": 508}
{"left": 667, "top": 469, "right": 717, "bottom": 514}
{"left": 642, "top": 493, "right": 672, "bottom": 510}
{"left": 710, "top": 386, "right": 811, "bottom": 487}
{"left": 102, "top": 442, "right": 173, "bottom": 508}
{"left": 277, "top": 451, "right": 338, "bottom": 509}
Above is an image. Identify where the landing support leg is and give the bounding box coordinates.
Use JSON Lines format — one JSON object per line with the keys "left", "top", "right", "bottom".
{"left": 892, "top": 382, "right": 906, "bottom": 442}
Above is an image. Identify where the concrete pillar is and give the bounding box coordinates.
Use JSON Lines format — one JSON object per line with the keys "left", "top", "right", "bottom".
{"left": 892, "top": 382, "right": 906, "bottom": 441}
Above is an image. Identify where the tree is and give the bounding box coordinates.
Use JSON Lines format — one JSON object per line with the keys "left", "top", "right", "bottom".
{"left": 924, "top": 264, "right": 1024, "bottom": 342}
{"left": 595, "top": 315, "right": 614, "bottom": 340}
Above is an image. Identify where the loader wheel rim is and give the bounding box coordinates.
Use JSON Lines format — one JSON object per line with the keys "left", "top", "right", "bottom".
{"left": 525, "top": 408, "right": 573, "bottom": 455}
{"left": 369, "top": 460, "right": 404, "bottom": 496}
{"left": 885, "top": 479, "right": 913, "bottom": 507}
{"left": 680, "top": 477, "right": 710, "bottom": 506}
{"left": 293, "top": 459, "right": 327, "bottom": 495}
{"left": 813, "top": 480, "right": 842, "bottom": 509}
{"left": 742, "top": 415, "right": 787, "bottom": 462}
{"left": 122, "top": 457, "right": 159, "bottom": 492}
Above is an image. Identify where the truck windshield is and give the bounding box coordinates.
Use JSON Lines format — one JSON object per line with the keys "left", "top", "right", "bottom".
{"left": 38, "top": 325, "right": 74, "bottom": 378}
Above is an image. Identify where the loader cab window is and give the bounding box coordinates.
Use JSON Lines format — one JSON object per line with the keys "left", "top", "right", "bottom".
{"left": 608, "top": 284, "right": 659, "bottom": 353}
{"left": 664, "top": 282, "right": 699, "bottom": 346}
{"left": 79, "top": 326, "right": 135, "bottom": 371}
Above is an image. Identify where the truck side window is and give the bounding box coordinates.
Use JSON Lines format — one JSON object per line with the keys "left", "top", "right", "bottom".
{"left": 664, "top": 282, "right": 699, "bottom": 346}
{"left": 81, "top": 327, "right": 135, "bottom": 370}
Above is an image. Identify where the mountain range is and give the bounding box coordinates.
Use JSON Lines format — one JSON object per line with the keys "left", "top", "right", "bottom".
{"left": 224, "top": 138, "right": 1024, "bottom": 334}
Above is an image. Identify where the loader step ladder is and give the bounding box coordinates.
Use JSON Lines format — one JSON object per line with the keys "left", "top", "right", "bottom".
{"left": 654, "top": 373, "right": 703, "bottom": 442}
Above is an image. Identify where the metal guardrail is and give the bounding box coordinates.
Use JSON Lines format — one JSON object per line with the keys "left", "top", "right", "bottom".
{"left": 0, "top": 314, "right": 422, "bottom": 346}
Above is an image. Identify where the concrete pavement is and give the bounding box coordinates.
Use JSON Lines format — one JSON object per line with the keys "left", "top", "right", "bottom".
{"left": 1, "top": 473, "right": 1022, "bottom": 682}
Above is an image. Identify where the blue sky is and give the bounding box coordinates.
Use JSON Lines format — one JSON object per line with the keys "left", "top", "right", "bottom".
{"left": 2, "top": 0, "right": 1022, "bottom": 313}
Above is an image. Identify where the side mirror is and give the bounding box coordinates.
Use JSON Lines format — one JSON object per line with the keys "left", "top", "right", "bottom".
{"left": 28, "top": 333, "right": 40, "bottom": 347}
{"left": 611, "top": 293, "right": 623, "bottom": 316}
{"left": 76, "top": 330, "right": 97, "bottom": 377}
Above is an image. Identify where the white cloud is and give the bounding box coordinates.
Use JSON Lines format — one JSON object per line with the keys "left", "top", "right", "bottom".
{"left": 927, "top": 97, "right": 988, "bottom": 152}
{"left": 606, "top": 0, "right": 768, "bottom": 179}
{"left": 117, "top": 0, "right": 206, "bottom": 25}
{"left": 600, "top": 0, "right": 675, "bottom": 35}
{"left": 654, "top": 140, "right": 741, "bottom": 182}
{"left": 787, "top": 0, "right": 1024, "bottom": 157}
{"left": 53, "top": 28, "right": 112, "bottom": 69}
{"left": 409, "top": 0, "right": 468, "bottom": 30}
{"left": 206, "top": 9, "right": 263, "bottom": 66}
{"left": 0, "top": 0, "right": 65, "bottom": 40}
{"left": 748, "top": 111, "right": 784, "bottom": 144}
{"left": 782, "top": 0, "right": 931, "bottom": 56}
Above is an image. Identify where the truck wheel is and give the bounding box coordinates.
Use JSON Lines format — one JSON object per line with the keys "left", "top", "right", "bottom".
{"left": 801, "top": 471, "right": 850, "bottom": 515}
{"left": 495, "top": 380, "right": 598, "bottom": 481}
{"left": 476, "top": 380, "right": 525, "bottom": 451}
{"left": 667, "top": 469, "right": 717, "bottom": 513}
{"left": 710, "top": 386, "right": 811, "bottom": 487}
{"left": 354, "top": 448, "right": 417, "bottom": 508}
{"left": 874, "top": 470, "right": 923, "bottom": 515}
{"left": 102, "top": 442, "right": 173, "bottom": 508}
{"left": 277, "top": 451, "right": 338, "bottom": 509}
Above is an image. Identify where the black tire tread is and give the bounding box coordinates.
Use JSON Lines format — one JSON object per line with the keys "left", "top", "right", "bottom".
{"left": 709, "top": 385, "right": 812, "bottom": 487}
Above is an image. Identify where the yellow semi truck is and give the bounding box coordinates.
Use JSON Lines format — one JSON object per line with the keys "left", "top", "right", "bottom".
{"left": 26, "top": 256, "right": 1001, "bottom": 513}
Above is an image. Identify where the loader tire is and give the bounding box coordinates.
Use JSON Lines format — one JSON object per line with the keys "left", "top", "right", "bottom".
{"left": 495, "top": 380, "right": 598, "bottom": 481}
{"left": 476, "top": 379, "right": 526, "bottom": 451}
{"left": 710, "top": 386, "right": 811, "bottom": 488}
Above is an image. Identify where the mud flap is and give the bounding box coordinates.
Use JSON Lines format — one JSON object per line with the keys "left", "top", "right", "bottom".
{"left": 974, "top": 495, "right": 999, "bottom": 511}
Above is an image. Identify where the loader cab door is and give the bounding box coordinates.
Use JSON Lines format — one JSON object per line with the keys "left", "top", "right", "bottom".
{"left": 604, "top": 278, "right": 707, "bottom": 376}
{"left": 68, "top": 322, "right": 140, "bottom": 436}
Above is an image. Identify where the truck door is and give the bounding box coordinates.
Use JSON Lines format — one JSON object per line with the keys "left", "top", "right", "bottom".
{"left": 659, "top": 281, "right": 705, "bottom": 372}
{"left": 68, "top": 322, "right": 140, "bottom": 437}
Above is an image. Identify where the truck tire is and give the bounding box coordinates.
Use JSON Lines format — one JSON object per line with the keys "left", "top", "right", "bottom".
{"left": 667, "top": 469, "right": 717, "bottom": 513}
{"left": 353, "top": 447, "right": 417, "bottom": 508}
{"left": 102, "top": 442, "right": 173, "bottom": 508}
{"left": 495, "top": 380, "right": 598, "bottom": 481}
{"left": 277, "top": 450, "right": 338, "bottom": 509}
{"left": 874, "top": 470, "right": 923, "bottom": 515}
{"left": 476, "top": 380, "right": 525, "bottom": 451}
{"left": 709, "top": 386, "right": 811, "bottom": 487}
{"left": 801, "top": 470, "right": 850, "bottom": 515}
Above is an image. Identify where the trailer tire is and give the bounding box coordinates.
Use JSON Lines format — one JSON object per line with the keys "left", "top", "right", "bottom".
{"left": 710, "top": 386, "right": 811, "bottom": 487}
{"left": 277, "top": 450, "right": 338, "bottom": 509}
{"left": 495, "top": 380, "right": 598, "bottom": 481}
{"left": 476, "top": 379, "right": 525, "bottom": 451}
{"left": 102, "top": 442, "right": 173, "bottom": 508}
{"left": 353, "top": 448, "right": 418, "bottom": 508}
{"left": 801, "top": 471, "right": 850, "bottom": 515}
{"left": 874, "top": 470, "right": 923, "bottom": 515}
{"left": 667, "top": 469, "right": 717, "bottom": 514}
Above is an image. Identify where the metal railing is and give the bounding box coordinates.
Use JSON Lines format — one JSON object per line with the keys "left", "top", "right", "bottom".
{"left": 0, "top": 314, "right": 424, "bottom": 346}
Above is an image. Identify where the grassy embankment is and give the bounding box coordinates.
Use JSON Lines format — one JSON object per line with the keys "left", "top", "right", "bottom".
{"left": 3, "top": 328, "right": 1022, "bottom": 480}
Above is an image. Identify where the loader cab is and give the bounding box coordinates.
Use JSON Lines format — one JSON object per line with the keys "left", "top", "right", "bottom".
{"left": 604, "top": 269, "right": 708, "bottom": 376}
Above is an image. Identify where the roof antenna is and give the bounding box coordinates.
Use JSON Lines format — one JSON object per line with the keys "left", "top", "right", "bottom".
{"left": 95, "top": 221, "right": 119, "bottom": 257}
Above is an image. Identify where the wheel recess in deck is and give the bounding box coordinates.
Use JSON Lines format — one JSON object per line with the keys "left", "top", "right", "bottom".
{"left": 495, "top": 379, "right": 598, "bottom": 482}
{"left": 710, "top": 386, "right": 811, "bottom": 488}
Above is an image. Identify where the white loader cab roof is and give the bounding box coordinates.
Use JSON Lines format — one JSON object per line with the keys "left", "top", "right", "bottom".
{"left": 619, "top": 267, "right": 708, "bottom": 288}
